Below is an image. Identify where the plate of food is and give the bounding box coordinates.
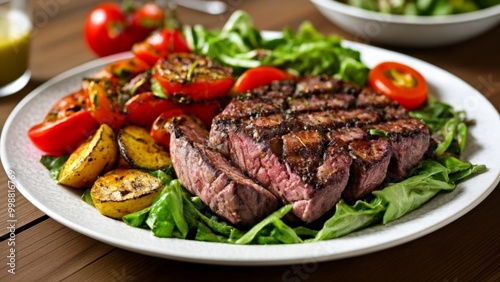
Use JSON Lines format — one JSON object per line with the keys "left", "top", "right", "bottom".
{"left": 2, "top": 11, "right": 499, "bottom": 265}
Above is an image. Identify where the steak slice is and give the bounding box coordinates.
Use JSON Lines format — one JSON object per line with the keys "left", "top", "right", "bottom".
{"left": 328, "top": 128, "right": 391, "bottom": 201}
{"left": 368, "top": 118, "right": 430, "bottom": 179}
{"left": 168, "top": 115, "right": 280, "bottom": 226}
{"left": 226, "top": 127, "right": 351, "bottom": 223}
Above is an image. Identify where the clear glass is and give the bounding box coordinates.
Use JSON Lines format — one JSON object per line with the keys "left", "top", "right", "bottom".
{"left": 0, "top": 0, "right": 31, "bottom": 97}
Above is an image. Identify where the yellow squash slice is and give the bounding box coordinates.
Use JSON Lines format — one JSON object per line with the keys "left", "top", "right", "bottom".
{"left": 117, "top": 125, "right": 171, "bottom": 170}
{"left": 90, "top": 168, "right": 164, "bottom": 218}
{"left": 58, "top": 124, "right": 118, "bottom": 188}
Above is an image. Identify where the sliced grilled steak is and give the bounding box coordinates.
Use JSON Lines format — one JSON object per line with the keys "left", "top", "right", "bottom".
{"left": 206, "top": 76, "right": 431, "bottom": 223}
{"left": 168, "top": 115, "right": 280, "bottom": 226}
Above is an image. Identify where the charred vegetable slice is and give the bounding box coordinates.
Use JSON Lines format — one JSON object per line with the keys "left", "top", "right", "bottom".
{"left": 118, "top": 125, "right": 172, "bottom": 170}
{"left": 90, "top": 168, "right": 164, "bottom": 218}
{"left": 58, "top": 123, "right": 118, "bottom": 188}
{"left": 151, "top": 53, "right": 234, "bottom": 101}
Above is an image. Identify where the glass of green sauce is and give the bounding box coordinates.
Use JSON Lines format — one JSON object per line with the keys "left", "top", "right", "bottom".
{"left": 0, "top": 0, "right": 31, "bottom": 97}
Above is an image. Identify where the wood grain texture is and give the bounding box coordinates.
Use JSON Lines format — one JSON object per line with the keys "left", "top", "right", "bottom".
{"left": 0, "top": 0, "right": 499, "bottom": 280}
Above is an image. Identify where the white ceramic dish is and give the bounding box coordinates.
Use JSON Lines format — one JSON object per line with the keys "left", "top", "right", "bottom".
{"left": 2, "top": 40, "right": 500, "bottom": 266}
{"left": 310, "top": 0, "right": 500, "bottom": 47}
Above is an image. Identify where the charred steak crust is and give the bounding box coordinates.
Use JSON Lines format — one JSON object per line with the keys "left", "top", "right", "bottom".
{"left": 208, "top": 76, "right": 431, "bottom": 223}
{"left": 168, "top": 116, "right": 280, "bottom": 226}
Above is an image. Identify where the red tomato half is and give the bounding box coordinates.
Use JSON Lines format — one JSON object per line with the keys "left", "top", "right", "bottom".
{"left": 150, "top": 109, "right": 184, "bottom": 149}
{"left": 129, "top": 3, "right": 165, "bottom": 40}
{"left": 152, "top": 53, "right": 234, "bottom": 101}
{"left": 28, "top": 91, "right": 99, "bottom": 156}
{"left": 368, "top": 62, "right": 428, "bottom": 110}
{"left": 84, "top": 79, "right": 127, "bottom": 131}
{"left": 124, "top": 92, "right": 177, "bottom": 127}
{"left": 132, "top": 28, "right": 190, "bottom": 66}
{"left": 233, "top": 66, "right": 290, "bottom": 93}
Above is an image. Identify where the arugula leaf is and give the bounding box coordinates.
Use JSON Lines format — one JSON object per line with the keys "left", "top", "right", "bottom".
{"left": 40, "top": 155, "right": 68, "bottom": 180}
{"left": 150, "top": 166, "right": 176, "bottom": 184}
{"left": 410, "top": 96, "right": 471, "bottom": 156}
{"left": 145, "top": 180, "right": 189, "bottom": 238}
{"left": 123, "top": 206, "right": 150, "bottom": 229}
{"left": 373, "top": 157, "right": 486, "bottom": 224}
{"left": 234, "top": 205, "right": 294, "bottom": 244}
{"left": 81, "top": 189, "right": 95, "bottom": 207}
{"left": 374, "top": 161, "right": 455, "bottom": 224}
{"left": 312, "top": 197, "right": 386, "bottom": 241}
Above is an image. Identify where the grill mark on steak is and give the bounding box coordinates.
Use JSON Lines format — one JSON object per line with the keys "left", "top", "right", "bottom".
{"left": 168, "top": 115, "right": 280, "bottom": 226}
{"left": 205, "top": 76, "right": 431, "bottom": 223}
{"left": 281, "top": 130, "right": 327, "bottom": 184}
{"left": 295, "top": 76, "right": 360, "bottom": 96}
{"left": 287, "top": 94, "right": 355, "bottom": 113}
{"left": 356, "top": 88, "right": 399, "bottom": 108}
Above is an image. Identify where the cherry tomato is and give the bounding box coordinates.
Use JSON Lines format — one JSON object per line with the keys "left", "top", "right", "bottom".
{"left": 84, "top": 3, "right": 135, "bottom": 57}
{"left": 124, "top": 92, "right": 177, "bottom": 127}
{"left": 28, "top": 91, "right": 99, "bottom": 156}
{"left": 368, "top": 62, "right": 428, "bottom": 110}
{"left": 132, "top": 28, "right": 191, "bottom": 66}
{"left": 152, "top": 53, "right": 234, "bottom": 101}
{"left": 84, "top": 79, "right": 127, "bottom": 131}
{"left": 129, "top": 3, "right": 165, "bottom": 40}
{"left": 150, "top": 109, "right": 184, "bottom": 149}
{"left": 84, "top": 2, "right": 165, "bottom": 57}
{"left": 233, "top": 66, "right": 290, "bottom": 93}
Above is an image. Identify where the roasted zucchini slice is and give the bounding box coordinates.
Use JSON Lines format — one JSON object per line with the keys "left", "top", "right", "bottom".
{"left": 58, "top": 123, "right": 118, "bottom": 188}
{"left": 118, "top": 125, "right": 172, "bottom": 170}
{"left": 90, "top": 168, "right": 164, "bottom": 218}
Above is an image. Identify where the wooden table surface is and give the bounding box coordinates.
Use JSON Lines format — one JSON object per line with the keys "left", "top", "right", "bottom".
{"left": 1, "top": 0, "right": 499, "bottom": 281}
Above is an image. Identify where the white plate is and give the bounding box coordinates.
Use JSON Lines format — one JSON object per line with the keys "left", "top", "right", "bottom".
{"left": 2, "top": 40, "right": 500, "bottom": 266}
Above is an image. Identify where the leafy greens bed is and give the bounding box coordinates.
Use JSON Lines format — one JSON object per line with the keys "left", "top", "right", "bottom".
{"left": 42, "top": 11, "right": 486, "bottom": 245}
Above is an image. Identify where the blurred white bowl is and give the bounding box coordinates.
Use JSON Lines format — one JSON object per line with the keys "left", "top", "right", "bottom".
{"left": 310, "top": 0, "right": 500, "bottom": 47}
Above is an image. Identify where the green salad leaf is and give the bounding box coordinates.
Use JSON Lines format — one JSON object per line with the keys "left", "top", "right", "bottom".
{"left": 411, "top": 96, "right": 472, "bottom": 155}
{"left": 312, "top": 197, "right": 386, "bottom": 241}
{"left": 183, "top": 10, "right": 369, "bottom": 85}
{"left": 40, "top": 155, "right": 68, "bottom": 180}
{"left": 81, "top": 189, "right": 95, "bottom": 207}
